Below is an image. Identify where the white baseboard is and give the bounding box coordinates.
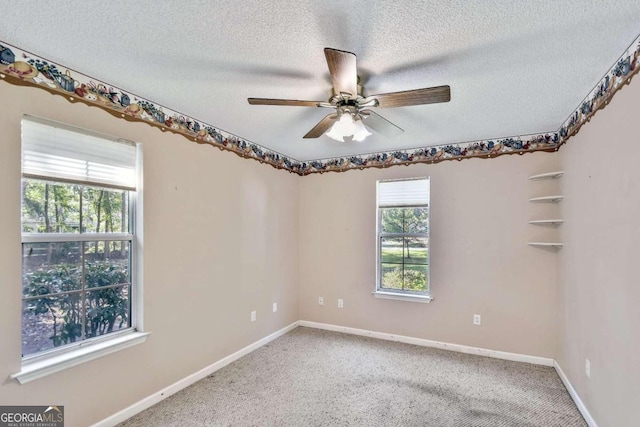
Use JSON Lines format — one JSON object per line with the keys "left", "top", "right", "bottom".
{"left": 554, "top": 360, "right": 598, "bottom": 427}
{"left": 91, "top": 321, "right": 299, "bottom": 427}
{"left": 298, "top": 320, "right": 554, "bottom": 367}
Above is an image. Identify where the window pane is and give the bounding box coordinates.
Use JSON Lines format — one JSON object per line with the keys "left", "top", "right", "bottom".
{"left": 85, "top": 285, "right": 130, "bottom": 339}
{"left": 381, "top": 265, "right": 429, "bottom": 292}
{"left": 404, "top": 207, "right": 429, "bottom": 233}
{"left": 22, "top": 180, "right": 81, "bottom": 233}
{"left": 22, "top": 242, "right": 82, "bottom": 296}
{"left": 404, "top": 237, "right": 429, "bottom": 265}
{"left": 22, "top": 293, "right": 83, "bottom": 356}
{"left": 381, "top": 207, "right": 428, "bottom": 234}
{"left": 82, "top": 187, "right": 129, "bottom": 233}
{"left": 381, "top": 264, "right": 403, "bottom": 290}
{"left": 380, "top": 208, "right": 405, "bottom": 233}
{"left": 84, "top": 241, "right": 130, "bottom": 288}
{"left": 381, "top": 237, "right": 403, "bottom": 264}
{"left": 404, "top": 265, "right": 429, "bottom": 292}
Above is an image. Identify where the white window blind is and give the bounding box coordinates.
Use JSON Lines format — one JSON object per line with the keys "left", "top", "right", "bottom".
{"left": 21, "top": 116, "right": 137, "bottom": 190}
{"left": 378, "top": 178, "right": 429, "bottom": 207}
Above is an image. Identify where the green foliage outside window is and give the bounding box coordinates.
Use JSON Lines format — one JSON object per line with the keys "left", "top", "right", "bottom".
{"left": 382, "top": 268, "right": 427, "bottom": 291}
{"left": 24, "top": 262, "right": 129, "bottom": 348}
{"left": 21, "top": 178, "right": 132, "bottom": 356}
{"left": 380, "top": 207, "right": 429, "bottom": 292}
{"left": 22, "top": 180, "right": 128, "bottom": 235}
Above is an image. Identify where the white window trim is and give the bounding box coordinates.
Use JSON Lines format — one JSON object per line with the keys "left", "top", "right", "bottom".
{"left": 373, "top": 291, "right": 433, "bottom": 303}
{"left": 14, "top": 118, "right": 148, "bottom": 383}
{"left": 11, "top": 330, "right": 149, "bottom": 384}
{"left": 375, "top": 177, "right": 431, "bottom": 301}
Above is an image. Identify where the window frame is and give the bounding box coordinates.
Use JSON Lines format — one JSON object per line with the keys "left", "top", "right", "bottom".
{"left": 12, "top": 116, "right": 148, "bottom": 384}
{"left": 21, "top": 181, "right": 137, "bottom": 361}
{"left": 374, "top": 177, "right": 432, "bottom": 303}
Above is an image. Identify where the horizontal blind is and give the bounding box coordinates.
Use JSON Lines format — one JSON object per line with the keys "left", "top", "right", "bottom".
{"left": 22, "top": 117, "right": 137, "bottom": 190}
{"left": 378, "top": 178, "right": 429, "bottom": 207}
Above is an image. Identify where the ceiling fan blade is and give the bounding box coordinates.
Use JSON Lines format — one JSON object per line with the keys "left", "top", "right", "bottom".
{"left": 248, "top": 98, "right": 322, "bottom": 107}
{"left": 303, "top": 113, "right": 339, "bottom": 139}
{"left": 369, "top": 85, "right": 451, "bottom": 108}
{"left": 324, "top": 48, "right": 358, "bottom": 96}
{"left": 360, "top": 110, "right": 404, "bottom": 138}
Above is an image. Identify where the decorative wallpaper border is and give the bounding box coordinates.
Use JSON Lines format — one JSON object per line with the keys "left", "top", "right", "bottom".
{"left": 301, "top": 32, "right": 640, "bottom": 174}
{"left": 556, "top": 34, "right": 640, "bottom": 145}
{"left": 0, "top": 34, "right": 638, "bottom": 176}
{"left": 0, "top": 42, "right": 299, "bottom": 172}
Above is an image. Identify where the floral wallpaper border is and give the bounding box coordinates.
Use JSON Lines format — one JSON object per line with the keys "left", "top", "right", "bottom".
{"left": 557, "top": 35, "right": 640, "bottom": 145}
{"left": 0, "top": 35, "right": 638, "bottom": 176}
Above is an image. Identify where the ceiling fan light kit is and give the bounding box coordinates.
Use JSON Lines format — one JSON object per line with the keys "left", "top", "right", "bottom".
{"left": 325, "top": 114, "right": 371, "bottom": 142}
{"left": 248, "top": 48, "right": 451, "bottom": 142}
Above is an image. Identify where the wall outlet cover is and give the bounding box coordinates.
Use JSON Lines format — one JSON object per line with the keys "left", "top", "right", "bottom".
{"left": 473, "top": 314, "right": 481, "bottom": 325}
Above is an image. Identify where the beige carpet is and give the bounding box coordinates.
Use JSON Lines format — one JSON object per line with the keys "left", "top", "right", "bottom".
{"left": 119, "top": 327, "right": 586, "bottom": 426}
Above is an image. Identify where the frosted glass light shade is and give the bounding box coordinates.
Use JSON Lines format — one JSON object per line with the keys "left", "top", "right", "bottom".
{"left": 352, "top": 119, "right": 372, "bottom": 142}
{"left": 326, "top": 114, "right": 371, "bottom": 142}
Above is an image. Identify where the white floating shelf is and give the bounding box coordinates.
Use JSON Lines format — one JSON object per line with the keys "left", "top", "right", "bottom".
{"left": 528, "top": 242, "right": 563, "bottom": 248}
{"left": 528, "top": 171, "right": 564, "bottom": 180}
{"left": 528, "top": 219, "right": 564, "bottom": 225}
{"left": 528, "top": 195, "right": 563, "bottom": 203}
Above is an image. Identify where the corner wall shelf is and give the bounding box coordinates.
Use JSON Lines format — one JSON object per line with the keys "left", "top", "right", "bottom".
{"left": 528, "top": 195, "right": 563, "bottom": 203}
{"left": 528, "top": 219, "right": 564, "bottom": 225}
{"left": 528, "top": 172, "right": 563, "bottom": 249}
{"left": 528, "top": 242, "right": 563, "bottom": 249}
{"left": 528, "top": 171, "right": 564, "bottom": 180}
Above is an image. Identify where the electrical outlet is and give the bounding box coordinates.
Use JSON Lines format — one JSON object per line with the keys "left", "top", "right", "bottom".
{"left": 273, "top": 303, "right": 277, "bottom": 313}
{"left": 338, "top": 299, "right": 344, "bottom": 308}
{"left": 473, "top": 314, "right": 481, "bottom": 325}
{"left": 318, "top": 297, "right": 324, "bottom": 306}
{"left": 251, "top": 311, "right": 256, "bottom": 322}
{"left": 585, "top": 359, "right": 590, "bottom": 378}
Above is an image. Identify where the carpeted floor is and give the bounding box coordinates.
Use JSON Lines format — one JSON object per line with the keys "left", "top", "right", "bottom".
{"left": 119, "top": 327, "right": 586, "bottom": 426}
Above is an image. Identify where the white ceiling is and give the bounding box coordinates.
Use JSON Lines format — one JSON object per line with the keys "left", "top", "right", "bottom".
{"left": 3, "top": 1, "right": 640, "bottom": 162}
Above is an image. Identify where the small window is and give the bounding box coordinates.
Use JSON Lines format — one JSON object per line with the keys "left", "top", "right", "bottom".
{"left": 20, "top": 116, "right": 140, "bottom": 358}
{"left": 376, "top": 178, "right": 430, "bottom": 300}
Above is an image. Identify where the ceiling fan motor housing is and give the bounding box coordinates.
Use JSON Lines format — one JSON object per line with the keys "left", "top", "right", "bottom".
{"left": 330, "top": 93, "right": 379, "bottom": 118}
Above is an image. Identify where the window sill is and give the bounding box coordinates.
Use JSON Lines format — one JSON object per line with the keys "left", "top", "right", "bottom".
{"left": 10, "top": 331, "right": 150, "bottom": 384}
{"left": 373, "top": 291, "right": 433, "bottom": 303}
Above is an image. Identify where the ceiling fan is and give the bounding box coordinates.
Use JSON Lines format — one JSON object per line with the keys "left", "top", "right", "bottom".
{"left": 248, "top": 48, "right": 450, "bottom": 141}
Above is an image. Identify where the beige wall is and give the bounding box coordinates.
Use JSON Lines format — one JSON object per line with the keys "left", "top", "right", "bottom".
{"left": 557, "top": 76, "right": 640, "bottom": 426}
{"left": 0, "top": 83, "right": 300, "bottom": 426}
{"left": 299, "top": 151, "right": 561, "bottom": 357}
{"left": 2, "top": 71, "right": 639, "bottom": 427}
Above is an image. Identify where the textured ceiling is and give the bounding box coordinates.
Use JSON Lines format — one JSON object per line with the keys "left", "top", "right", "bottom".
{"left": 3, "top": 1, "right": 640, "bottom": 162}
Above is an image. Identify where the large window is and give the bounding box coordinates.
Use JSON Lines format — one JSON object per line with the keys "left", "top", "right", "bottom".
{"left": 20, "top": 116, "right": 139, "bottom": 358}
{"left": 376, "top": 178, "right": 430, "bottom": 301}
